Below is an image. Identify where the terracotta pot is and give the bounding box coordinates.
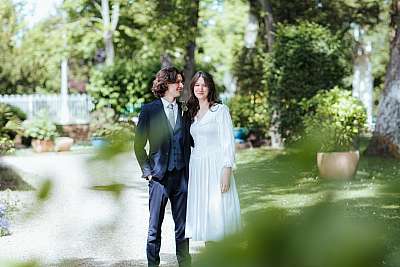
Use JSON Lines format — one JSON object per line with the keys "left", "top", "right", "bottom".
{"left": 54, "top": 137, "right": 74, "bottom": 152}
{"left": 317, "top": 151, "right": 360, "bottom": 179}
{"left": 31, "top": 139, "right": 54, "bottom": 153}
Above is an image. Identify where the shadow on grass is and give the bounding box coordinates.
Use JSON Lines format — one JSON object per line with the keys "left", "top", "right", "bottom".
{"left": 230, "top": 147, "right": 400, "bottom": 267}
{"left": 235, "top": 148, "right": 400, "bottom": 214}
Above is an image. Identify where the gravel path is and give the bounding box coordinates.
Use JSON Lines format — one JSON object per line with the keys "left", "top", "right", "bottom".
{"left": 0, "top": 148, "right": 204, "bottom": 266}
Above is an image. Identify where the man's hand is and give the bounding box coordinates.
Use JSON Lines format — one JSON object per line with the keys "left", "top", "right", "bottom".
{"left": 220, "top": 167, "right": 231, "bottom": 193}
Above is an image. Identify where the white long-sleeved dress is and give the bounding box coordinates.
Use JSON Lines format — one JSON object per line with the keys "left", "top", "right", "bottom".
{"left": 185, "top": 104, "right": 241, "bottom": 241}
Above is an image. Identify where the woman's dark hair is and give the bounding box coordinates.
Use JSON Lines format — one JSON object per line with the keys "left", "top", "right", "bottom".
{"left": 151, "top": 67, "right": 184, "bottom": 98}
{"left": 186, "top": 71, "right": 220, "bottom": 119}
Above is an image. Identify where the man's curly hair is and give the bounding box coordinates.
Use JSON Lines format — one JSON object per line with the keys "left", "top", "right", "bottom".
{"left": 151, "top": 67, "right": 184, "bottom": 98}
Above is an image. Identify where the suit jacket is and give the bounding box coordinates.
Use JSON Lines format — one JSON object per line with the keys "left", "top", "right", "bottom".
{"left": 134, "top": 98, "right": 192, "bottom": 180}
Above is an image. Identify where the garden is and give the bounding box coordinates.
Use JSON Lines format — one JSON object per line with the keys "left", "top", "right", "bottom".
{"left": 0, "top": 0, "right": 399, "bottom": 266}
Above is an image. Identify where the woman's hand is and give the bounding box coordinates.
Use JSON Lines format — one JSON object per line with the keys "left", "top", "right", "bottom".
{"left": 221, "top": 167, "right": 232, "bottom": 193}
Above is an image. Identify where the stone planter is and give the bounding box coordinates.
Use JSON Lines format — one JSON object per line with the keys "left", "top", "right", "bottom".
{"left": 317, "top": 151, "right": 360, "bottom": 179}
{"left": 54, "top": 137, "right": 74, "bottom": 152}
{"left": 31, "top": 139, "right": 54, "bottom": 153}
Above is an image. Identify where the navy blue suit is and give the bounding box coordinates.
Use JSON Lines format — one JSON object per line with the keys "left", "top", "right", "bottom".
{"left": 134, "top": 98, "right": 191, "bottom": 267}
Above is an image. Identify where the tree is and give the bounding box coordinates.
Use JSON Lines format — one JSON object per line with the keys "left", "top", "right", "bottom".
{"left": 0, "top": 0, "right": 20, "bottom": 94}
{"left": 0, "top": 0, "right": 65, "bottom": 95}
{"left": 267, "top": 22, "right": 350, "bottom": 142}
{"left": 100, "top": 0, "right": 120, "bottom": 65}
{"left": 258, "top": 0, "right": 274, "bottom": 52}
{"left": 267, "top": 0, "right": 382, "bottom": 35}
{"left": 367, "top": 0, "right": 400, "bottom": 158}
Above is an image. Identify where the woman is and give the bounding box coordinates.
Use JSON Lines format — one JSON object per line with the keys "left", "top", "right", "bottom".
{"left": 185, "top": 71, "right": 241, "bottom": 242}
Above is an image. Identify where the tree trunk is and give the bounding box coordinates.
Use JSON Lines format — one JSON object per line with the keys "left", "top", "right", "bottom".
{"left": 101, "top": 0, "right": 119, "bottom": 66}
{"left": 366, "top": 0, "right": 400, "bottom": 158}
{"left": 257, "top": 1, "right": 280, "bottom": 146}
{"left": 244, "top": 0, "right": 259, "bottom": 48}
{"left": 182, "top": 0, "right": 200, "bottom": 101}
{"left": 161, "top": 53, "right": 172, "bottom": 68}
{"left": 104, "top": 33, "right": 114, "bottom": 65}
{"left": 352, "top": 25, "right": 373, "bottom": 129}
{"left": 258, "top": 0, "right": 274, "bottom": 51}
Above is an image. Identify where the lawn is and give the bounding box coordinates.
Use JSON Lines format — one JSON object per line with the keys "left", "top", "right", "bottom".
{"left": 232, "top": 147, "right": 400, "bottom": 267}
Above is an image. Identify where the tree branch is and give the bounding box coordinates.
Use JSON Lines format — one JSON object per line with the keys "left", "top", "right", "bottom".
{"left": 101, "top": 0, "right": 111, "bottom": 29}
{"left": 111, "top": 1, "right": 120, "bottom": 31}
{"left": 92, "top": 0, "right": 102, "bottom": 14}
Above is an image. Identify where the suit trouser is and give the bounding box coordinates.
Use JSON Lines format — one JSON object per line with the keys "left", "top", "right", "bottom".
{"left": 147, "top": 168, "right": 191, "bottom": 267}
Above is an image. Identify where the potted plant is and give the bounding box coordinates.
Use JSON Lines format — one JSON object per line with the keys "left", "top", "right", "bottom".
{"left": 228, "top": 92, "right": 270, "bottom": 147}
{"left": 89, "top": 107, "right": 117, "bottom": 149}
{"left": 0, "top": 103, "right": 27, "bottom": 153}
{"left": 22, "top": 111, "right": 59, "bottom": 153}
{"left": 302, "top": 87, "right": 367, "bottom": 179}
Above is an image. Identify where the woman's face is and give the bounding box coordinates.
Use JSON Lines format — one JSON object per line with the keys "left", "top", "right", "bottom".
{"left": 193, "top": 76, "right": 209, "bottom": 101}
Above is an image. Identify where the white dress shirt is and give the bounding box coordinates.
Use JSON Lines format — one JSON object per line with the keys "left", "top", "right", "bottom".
{"left": 161, "top": 97, "right": 178, "bottom": 125}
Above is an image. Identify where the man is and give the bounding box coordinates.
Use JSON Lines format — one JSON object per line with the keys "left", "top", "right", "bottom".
{"left": 134, "top": 67, "right": 191, "bottom": 267}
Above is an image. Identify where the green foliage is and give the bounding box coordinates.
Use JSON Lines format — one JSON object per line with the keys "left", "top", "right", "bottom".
{"left": 0, "top": 0, "right": 20, "bottom": 94}
{"left": 268, "top": 0, "right": 382, "bottom": 34}
{"left": 0, "top": 103, "right": 25, "bottom": 139}
{"left": 87, "top": 59, "right": 159, "bottom": 116}
{"left": 89, "top": 107, "right": 117, "bottom": 138}
{"left": 22, "top": 111, "right": 58, "bottom": 141}
{"left": 228, "top": 91, "right": 270, "bottom": 137}
{"left": 0, "top": 1, "right": 65, "bottom": 94}
{"left": 194, "top": 205, "right": 385, "bottom": 267}
{"left": 36, "top": 179, "right": 53, "bottom": 201}
{"left": 12, "top": 18, "right": 65, "bottom": 94}
{"left": 233, "top": 44, "right": 270, "bottom": 94}
{"left": 267, "top": 22, "right": 351, "bottom": 142}
{"left": 0, "top": 137, "right": 14, "bottom": 155}
{"left": 231, "top": 147, "right": 400, "bottom": 267}
{"left": 89, "top": 107, "right": 135, "bottom": 139}
{"left": 90, "top": 124, "right": 135, "bottom": 162}
{"left": 302, "top": 87, "right": 367, "bottom": 152}
{"left": 0, "top": 103, "right": 25, "bottom": 153}
{"left": 197, "top": 0, "right": 248, "bottom": 89}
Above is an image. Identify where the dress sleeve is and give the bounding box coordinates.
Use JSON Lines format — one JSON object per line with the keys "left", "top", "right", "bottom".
{"left": 217, "top": 104, "right": 236, "bottom": 169}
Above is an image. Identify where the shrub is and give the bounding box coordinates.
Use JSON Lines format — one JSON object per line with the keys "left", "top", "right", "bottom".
{"left": 87, "top": 59, "right": 160, "bottom": 117}
{"left": 228, "top": 91, "right": 270, "bottom": 138}
{"left": 89, "top": 107, "right": 117, "bottom": 138}
{"left": 22, "top": 111, "right": 58, "bottom": 141}
{"left": 0, "top": 137, "right": 15, "bottom": 155}
{"left": 267, "top": 21, "right": 351, "bottom": 142}
{"left": 89, "top": 107, "right": 135, "bottom": 139}
{"left": 0, "top": 103, "right": 26, "bottom": 139}
{"left": 302, "top": 87, "right": 367, "bottom": 152}
{"left": 232, "top": 44, "right": 269, "bottom": 94}
{"left": 0, "top": 103, "right": 26, "bottom": 154}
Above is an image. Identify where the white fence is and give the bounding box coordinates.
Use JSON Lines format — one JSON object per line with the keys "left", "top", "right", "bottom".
{"left": 0, "top": 94, "right": 94, "bottom": 124}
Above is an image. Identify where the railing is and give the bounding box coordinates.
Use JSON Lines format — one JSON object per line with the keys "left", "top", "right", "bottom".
{"left": 0, "top": 94, "right": 94, "bottom": 124}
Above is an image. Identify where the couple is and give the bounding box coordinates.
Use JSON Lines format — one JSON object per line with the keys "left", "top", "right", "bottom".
{"left": 134, "top": 67, "right": 241, "bottom": 267}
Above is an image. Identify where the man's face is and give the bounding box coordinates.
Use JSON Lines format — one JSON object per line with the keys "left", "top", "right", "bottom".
{"left": 165, "top": 74, "right": 183, "bottom": 99}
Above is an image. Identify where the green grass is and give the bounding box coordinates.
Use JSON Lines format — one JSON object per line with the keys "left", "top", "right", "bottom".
{"left": 234, "top": 147, "right": 400, "bottom": 266}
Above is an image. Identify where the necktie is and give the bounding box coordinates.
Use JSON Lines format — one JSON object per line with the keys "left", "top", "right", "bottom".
{"left": 167, "top": 103, "right": 175, "bottom": 129}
